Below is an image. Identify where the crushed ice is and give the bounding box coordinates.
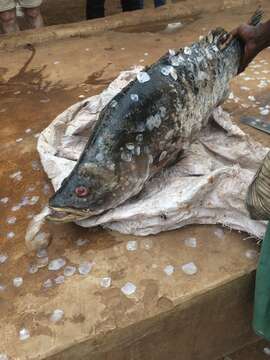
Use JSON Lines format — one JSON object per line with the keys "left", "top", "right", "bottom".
{"left": 37, "top": 257, "right": 49, "bottom": 268}
{"left": 48, "top": 258, "right": 66, "bottom": 271}
{"left": 0, "top": 354, "right": 9, "bottom": 360}
{"left": 31, "top": 160, "right": 41, "bottom": 171}
{"left": 0, "top": 254, "right": 8, "bottom": 264}
{"left": 43, "top": 279, "right": 53, "bottom": 289}
{"left": 260, "top": 109, "right": 269, "bottom": 115}
{"left": 19, "top": 328, "right": 30, "bottom": 341}
{"left": 50, "top": 309, "right": 64, "bottom": 323}
{"left": 7, "top": 232, "right": 15, "bottom": 240}
{"left": 64, "top": 265, "right": 76, "bottom": 277}
{"left": 181, "top": 262, "right": 198, "bottom": 275}
{"left": 126, "top": 240, "right": 138, "bottom": 251}
{"left": 130, "top": 94, "right": 139, "bottom": 102}
{"left": 28, "top": 263, "right": 39, "bottom": 274}
{"left": 184, "top": 237, "right": 197, "bottom": 248}
{"left": 245, "top": 249, "right": 258, "bottom": 260}
{"left": 214, "top": 228, "right": 225, "bottom": 239}
{"left": 164, "top": 265, "right": 174, "bottom": 276}
{"left": 6, "top": 216, "right": 16, "bottom": 225}
{"left": 13, "top": 277, "right": 23, "bottom": 288}
{"left": 36, "top": 248, "right": 48, "bottom": 258}
{"left": 78, "top": 261, "right": 93, "bottom": 275}
{"left": 141, "top": 239, "right": 153, "bottom": 250}
{"left": 137, "top": 72, "right": 150, "bottom": 83}
{"left": 76, "top": 238, "right": 89, "bottom": 247}
{"left": 55, "top": 275, "right": 65, "bottom": 285}
{"left": 121, "top": 282, "right": 136, "bottom": 296}
{"left": 100, "top": 277, "right": 112, "bottom": 288}
{"left": 9, "top": 171, "right": 22, "bottom": 181}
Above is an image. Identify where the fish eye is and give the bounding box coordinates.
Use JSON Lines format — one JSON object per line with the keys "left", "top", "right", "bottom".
{"left": 75, "top": 186, "right": 89, "bottom": 197}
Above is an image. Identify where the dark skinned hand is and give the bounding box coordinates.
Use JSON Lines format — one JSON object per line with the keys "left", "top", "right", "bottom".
{"left": 229, "top": 21, "right": 270, "bottom": 74}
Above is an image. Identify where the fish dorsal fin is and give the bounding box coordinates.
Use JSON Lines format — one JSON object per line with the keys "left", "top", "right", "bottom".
{"left": 249, "top": 7, "right": 263, "bottom": 26}
{"left": 195, "top": 28, "right": 228, "bottom": 51}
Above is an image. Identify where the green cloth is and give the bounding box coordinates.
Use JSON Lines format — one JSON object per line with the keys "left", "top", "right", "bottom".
{"left": 253, "top": 222, "right": 270, "bottom": 340}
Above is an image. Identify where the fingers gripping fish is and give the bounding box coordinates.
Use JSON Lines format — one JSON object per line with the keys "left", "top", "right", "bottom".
{"left": 48, "top": 10, "right": 263, "bottom": 223}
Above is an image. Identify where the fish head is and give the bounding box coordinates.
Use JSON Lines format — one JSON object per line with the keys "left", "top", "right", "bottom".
{"left": 48, "top": 161, "right": 119, "bottom": 222}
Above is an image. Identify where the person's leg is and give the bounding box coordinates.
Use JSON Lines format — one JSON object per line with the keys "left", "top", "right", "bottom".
{"left": 19, "top": 0, "right": 43, "bottom": 29}
{"left": 154, "top": 0, "right": 166, "bottom": 7}
{"left": 86, "top": 0, "right": 105, "bottom": 20}
{"left": 0, "top": 0, "right": 19, "bottom": 34}
{"left": 121, "top": 0, "right": 143, "bottom": 12}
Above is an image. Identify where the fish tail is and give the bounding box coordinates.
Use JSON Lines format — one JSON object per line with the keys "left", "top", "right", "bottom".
{"left": 248, "top": 7, "right": 264, "bottom": 26}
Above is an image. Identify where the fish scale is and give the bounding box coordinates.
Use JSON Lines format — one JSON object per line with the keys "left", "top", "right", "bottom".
{"left": 48, "top": 9, "right": 263, "bottom": 223}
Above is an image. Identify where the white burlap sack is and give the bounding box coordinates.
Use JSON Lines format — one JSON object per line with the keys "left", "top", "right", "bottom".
{"left": 37, "top": 68, "right": 268, "bottom": 238}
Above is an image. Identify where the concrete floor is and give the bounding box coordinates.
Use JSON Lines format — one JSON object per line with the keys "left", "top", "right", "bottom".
{"left": 1, "top": 1, "right": 270, "bottom": 359}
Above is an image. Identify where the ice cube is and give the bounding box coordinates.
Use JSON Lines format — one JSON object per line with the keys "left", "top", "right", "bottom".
{"left": 0, "top": 254, "right": 8, "bottom": 264}
{"left": 0, "top": 197, "right": 9, "bottom": 204}
{"left": 9, "top": 171, "right": 22, "bottom": 181}
{"left": 13, "top": 277, "right": 23, "bottom": 288}
{"left": 121, "top": 282, "right": 136, "bottom": 296}
{"left": 260, "top": 109, "right": 269, "bottom": 115}
{"left": 78, "top": 261, "right": 93, "bottom": 275}
{"left": 29, "top": 196, "right": 40, "bottom": 205}
{"left": 126, "top": 240, "right": 138, "bottom": 251}
{"left": 6, "top": 216, "right": 16, "bottom": 224}
{"left": 19, "top": 328, "right": 30, "bottom": 341}
{"left": 100, "top": 277, "right": 112, "bottom": 288}
{"left": 141, "top": 239, "right": 153, "bottom": 250}
{"left": 181, "top": 262, "right": 198, "bottom": 275}
{"left": 36, "top": 248, "right": 48, "bottom": 258}
{"left": 37, "top": 257, "right": 49, "bottom": 268}
{"left": 7, "top": 232, "right": 15, "bottom": 240}
{"left": 48, "top": 258, "right": 66, "bottom": 271}
{"left": 64, "top": 266, "right": 76, "bottom": 277}
{"left": 28, "top": 264, "right": 38, "bottom": 274}
{"left": 76, "top": 238, "right": 89, "bottom": 247}
{"left": 130, "top": 94, "right": 139, "bottom": 102}
{"left": 43, "top": 279, "right": 53, "bottom": 289}
{"left": 137, "top": 72, "right": 150, "bottom": 83}
{"left": 184, "top": 47, "right": 192, "bottom": 55}
{"left": 0, "top": 354, "right": 9, "bottom": 360}
{"left": 184, "top": 237, "right": 197, "bottom": 248}
{"left": 170, "top": 56, "right": 181, "bottom": 67}
{"left": 54, "top": 275, "right": 65, "bottom": 285}
{"left": 164, "top": 265, "right": 174, "bottom": 276}
{"left": 50, "top": 309, "right": 64, "bottom": 323}
{"left": 245, "top": 249, "right": 258, "bottom": 260}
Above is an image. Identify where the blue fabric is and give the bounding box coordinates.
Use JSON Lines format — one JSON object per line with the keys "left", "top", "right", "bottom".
{"left": 139, "top": 0, "right": 166, "bottom": 8}
{"left": 154, "top": 0, "right": 166, "bottom": 6}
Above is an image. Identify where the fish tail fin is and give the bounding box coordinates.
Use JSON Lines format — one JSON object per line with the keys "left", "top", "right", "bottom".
{"left": 248, "top": 7, "right": 264, "bottom": 26}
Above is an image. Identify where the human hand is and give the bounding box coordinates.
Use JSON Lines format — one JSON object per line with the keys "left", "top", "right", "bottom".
{"left": 230, "top": 24, "right": 261, "bottom": 73}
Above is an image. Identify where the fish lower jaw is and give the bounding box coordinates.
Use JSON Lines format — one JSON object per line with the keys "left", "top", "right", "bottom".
{"left": 47, "top": 207, "right": 91, "bottom": 223}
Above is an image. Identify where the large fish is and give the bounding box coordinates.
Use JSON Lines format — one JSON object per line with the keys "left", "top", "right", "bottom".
{"left": 48, "top": 10, "right": 262, "bottom": 223}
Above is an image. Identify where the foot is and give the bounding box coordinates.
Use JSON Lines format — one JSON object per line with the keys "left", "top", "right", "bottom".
{"left": 23, "top": 6, "right": 44, "bottom": 29}
{"left": 0, "top": 9, "right": 19, "bottom": 34}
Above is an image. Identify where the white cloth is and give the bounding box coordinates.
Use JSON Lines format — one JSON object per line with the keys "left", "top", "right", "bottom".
{"left": 37, "top": 68, "right": 268, "bottom": 238}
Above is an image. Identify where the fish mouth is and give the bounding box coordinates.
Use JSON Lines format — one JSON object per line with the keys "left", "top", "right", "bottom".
{"left": 47, "top": 207, "right": 91, "bottom": 223}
